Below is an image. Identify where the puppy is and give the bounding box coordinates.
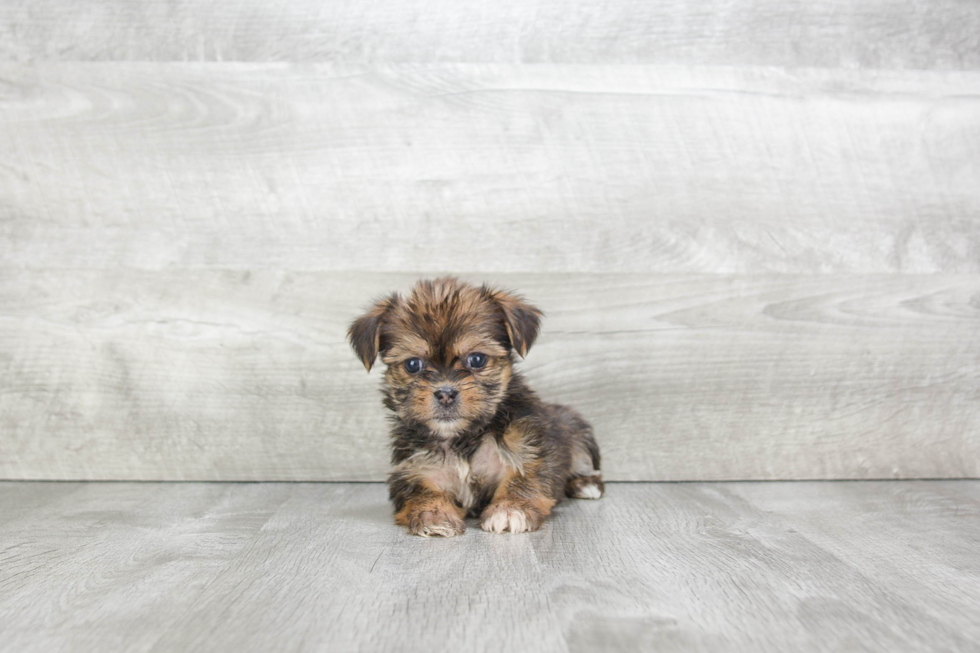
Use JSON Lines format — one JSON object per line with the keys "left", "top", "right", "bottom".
{"left": 348, "top": 277, "right": 603, "bottom": 537}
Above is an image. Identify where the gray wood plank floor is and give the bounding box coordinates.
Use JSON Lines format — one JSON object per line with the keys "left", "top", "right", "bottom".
{"left": 1, "top": 482, "right": 977, "bottom": 652}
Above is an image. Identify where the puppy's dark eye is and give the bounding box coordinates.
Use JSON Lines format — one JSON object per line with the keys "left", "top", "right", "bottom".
{"left": 466, "top": 353, "right": 488, "bottom": 369}
{"left": 404, "top": 358, "right": 423, "bottom": 374}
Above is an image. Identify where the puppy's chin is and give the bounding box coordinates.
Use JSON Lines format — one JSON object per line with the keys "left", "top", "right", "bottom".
{"left": 427, "top": 418, "right": 467, "bottom": 439}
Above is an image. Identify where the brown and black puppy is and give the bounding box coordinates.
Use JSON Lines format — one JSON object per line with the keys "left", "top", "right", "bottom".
{"left": 348, "top": 277, "right": 603, "bottom": 537}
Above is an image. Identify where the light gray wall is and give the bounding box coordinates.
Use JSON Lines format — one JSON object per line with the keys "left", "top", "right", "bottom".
{"left": 1, "top": 1, "right": 978, "bottom": 480}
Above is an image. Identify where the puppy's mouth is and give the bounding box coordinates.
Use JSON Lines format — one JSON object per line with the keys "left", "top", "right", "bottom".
{"left": 428, "top": 400, "right": 466, "bottom": 435}
{"left": 427, "top": 416, "right": 466, "bottom": 438}
{"left": 431, "top": 402, "right": 462, "bottom": 422}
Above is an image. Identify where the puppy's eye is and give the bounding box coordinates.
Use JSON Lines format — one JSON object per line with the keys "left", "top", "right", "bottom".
{"left": 404, "top": 358, "right": 423, "bottom": 374}
{"left": 466, "top": 353, "right": 488, "bottom": 369}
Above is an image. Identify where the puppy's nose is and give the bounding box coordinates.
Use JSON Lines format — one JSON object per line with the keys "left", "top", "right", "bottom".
{"left": 434, "top": 387, "right": 459, "bottom": 406}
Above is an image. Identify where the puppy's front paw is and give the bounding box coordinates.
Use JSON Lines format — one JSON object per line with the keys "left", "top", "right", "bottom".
{"left": 480, "top": 502, "right": 542, "bottom": 534}
{"left": 406, "top": 508, "right": 465, "bottom": 538}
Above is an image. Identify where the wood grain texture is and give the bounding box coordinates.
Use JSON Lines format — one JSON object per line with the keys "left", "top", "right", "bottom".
{"left": 1, "top": 64, "right": 978, "bottom": 273}
{"left": 1, "top": 481, "right": 978, "bottom": 652}
{"left": 728, "top": 481, "right": 980, "bottom": 642}
{"left": 1, "top": 0, "right": 979, "bottom": 69}
{"left": 2, "top": 271, "right": 977, "bottom": 481}
{"left": 0, "top": 482, "right": 295, "bottom": 652}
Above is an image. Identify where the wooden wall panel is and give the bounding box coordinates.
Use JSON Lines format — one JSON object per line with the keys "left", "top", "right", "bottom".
{"left": 2, "top": 64, "right": 978, "bottom": 274}
{"left": 1, "top": 0, "right": 978, "bottom": 68}
{"left": 2, "top": 2, "right": 978, "bottom": 481}
{"left": 2, "top": 271, "right": 977, "bottom": 481}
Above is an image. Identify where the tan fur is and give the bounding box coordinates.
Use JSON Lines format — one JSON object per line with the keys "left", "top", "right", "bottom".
{"left": 393, "top": 477, "right": 467, "bottom": 538}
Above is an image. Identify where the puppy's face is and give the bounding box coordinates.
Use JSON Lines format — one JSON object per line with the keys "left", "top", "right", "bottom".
{"left": 348, "top": 278, "right": 541, "bottom": 437}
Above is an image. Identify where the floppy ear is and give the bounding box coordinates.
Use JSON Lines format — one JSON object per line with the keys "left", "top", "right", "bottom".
{"left": 489, "top": 288, "right": 543, "bottom": 358}
{"left": 347, "top": 293, "right": 399, "bottom": 372}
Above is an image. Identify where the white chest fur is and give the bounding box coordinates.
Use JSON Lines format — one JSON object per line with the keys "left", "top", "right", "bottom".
{"left": 402, "top": 436, "right": 513, "bottom": 510}
{"left": 469, "top": 437, "right": 511, "bottom": 486}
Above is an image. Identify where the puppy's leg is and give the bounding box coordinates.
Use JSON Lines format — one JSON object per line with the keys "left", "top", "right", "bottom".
{"left": 564, "top": 420, "right": 604, "bottom": 500}
{"left": 394, "top": 490, "right": 466, "bottom": 537}
{"left": 565, "top": 475, "right": 605, "bottom": 499}
{"left": 389, "top": 468, "right": 465, "bottom": 537}
{"left": 480, "top": 466, "right": 556, "bottom": 534}
{"left": 564, "top": 443, "right": 604, "bottom": 499}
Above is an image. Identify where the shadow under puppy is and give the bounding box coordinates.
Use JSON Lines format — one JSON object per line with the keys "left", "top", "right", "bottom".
{"left": 348, "top": 277, "right": 603, "bottom": 537}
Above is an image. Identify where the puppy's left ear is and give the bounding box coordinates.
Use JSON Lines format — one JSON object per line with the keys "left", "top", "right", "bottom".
{"left": 347, "top": 293, "right": 399, "bottom": 372}
{"left": 489, "top": 288, "right": 543, "bottom": 358}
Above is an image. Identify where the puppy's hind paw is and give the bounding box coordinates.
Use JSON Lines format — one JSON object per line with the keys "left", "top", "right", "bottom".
{"left": 566, "top": 475, "right": 604, "bottom": 500}
{"left": 406, "top": 509, "right": 465, "bottom": 538}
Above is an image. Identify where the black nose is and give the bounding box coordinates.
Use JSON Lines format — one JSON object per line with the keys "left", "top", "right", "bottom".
{"left": 434, "top": 387, "right": 459, "bottom": 406}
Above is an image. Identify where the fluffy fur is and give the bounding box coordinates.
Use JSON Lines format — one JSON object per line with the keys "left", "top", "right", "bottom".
{"left": 348, "top": 277, "right": 603, "bottom": 536}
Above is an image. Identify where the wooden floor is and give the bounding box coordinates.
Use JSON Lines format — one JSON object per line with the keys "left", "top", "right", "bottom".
{"left": 1, "top": 482, "right": 978, "bottom": 652}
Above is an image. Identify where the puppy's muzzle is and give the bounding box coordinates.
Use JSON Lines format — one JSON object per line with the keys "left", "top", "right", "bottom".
{"left": 434, "top": 387, "right": 459, "bottom": 407}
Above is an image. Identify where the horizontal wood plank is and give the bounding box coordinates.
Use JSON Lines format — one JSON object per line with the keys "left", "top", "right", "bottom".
{"left": 1, "top": 63, "right": 978, "bottom": 273}
{"left": 1, "top": 271, "right": 977, "bottom": 481}
{"left": 1, "top": 0, "right": 978, "bottom": 69}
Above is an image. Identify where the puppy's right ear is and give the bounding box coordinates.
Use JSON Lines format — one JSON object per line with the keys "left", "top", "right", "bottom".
{"left": 347, "top": 293, "right": 399, "bottom": 372}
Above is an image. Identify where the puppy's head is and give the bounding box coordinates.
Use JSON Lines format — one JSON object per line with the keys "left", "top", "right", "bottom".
{"left": 348, "top": 277, "right": 542, "bottom": 437}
